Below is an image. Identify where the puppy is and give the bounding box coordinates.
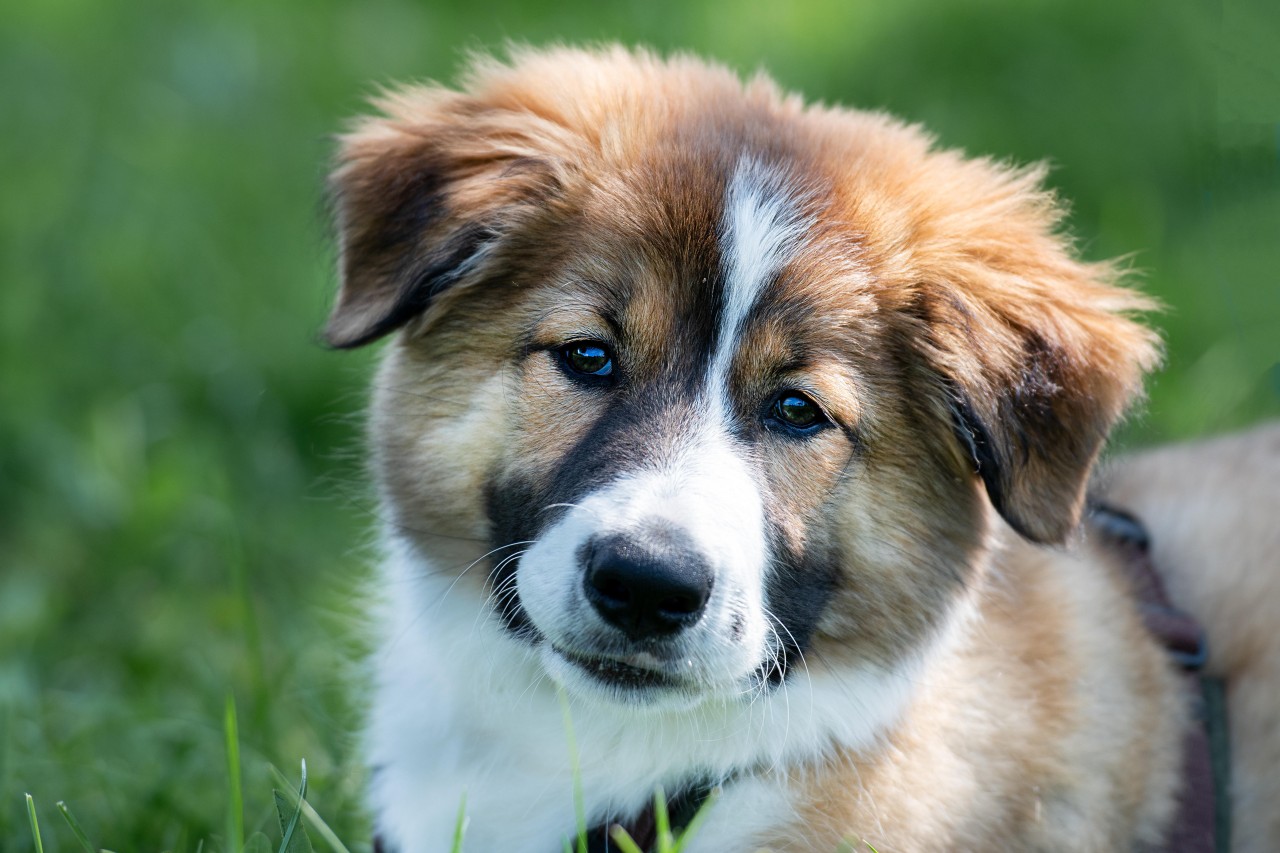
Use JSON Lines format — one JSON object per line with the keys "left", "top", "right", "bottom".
{"left": 325, "top": 46, "right": 1276, "bottom": 851}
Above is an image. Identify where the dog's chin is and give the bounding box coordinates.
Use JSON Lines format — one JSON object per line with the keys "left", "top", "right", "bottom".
{"left": 541, "top": 645, "right": 717, "bottom": 711}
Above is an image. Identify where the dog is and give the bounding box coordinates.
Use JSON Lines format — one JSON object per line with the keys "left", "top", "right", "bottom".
{"left": 324, "top": 46, "right": 1279, "bottom": 851}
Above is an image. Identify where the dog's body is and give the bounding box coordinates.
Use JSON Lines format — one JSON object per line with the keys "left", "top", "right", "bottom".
{"left": 327, "top": 47, "right": 1278, "bottom": 851}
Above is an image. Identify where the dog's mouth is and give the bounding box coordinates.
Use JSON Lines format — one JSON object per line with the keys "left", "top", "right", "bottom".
{"left": 553, "top": 646, "right": 689, "bottom": 691}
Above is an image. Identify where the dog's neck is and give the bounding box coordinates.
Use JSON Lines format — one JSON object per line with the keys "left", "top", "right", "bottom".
{"left": 371, "top": 532, "right": 978, "bottom": 788}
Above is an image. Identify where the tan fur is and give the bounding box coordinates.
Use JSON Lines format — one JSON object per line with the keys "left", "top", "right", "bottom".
{"left": 763, "top": 534, "right": 1187, "bottom": 851}
{"left": 328, "top": 46, "right": 1273, "bottom": 851}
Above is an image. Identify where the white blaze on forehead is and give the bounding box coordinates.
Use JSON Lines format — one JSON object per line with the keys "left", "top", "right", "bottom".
{"left": 503, "top": 160, "right": 815, "bottom": 711}
{"left": 709, "top": 158, "right": 811, "bottom": 400}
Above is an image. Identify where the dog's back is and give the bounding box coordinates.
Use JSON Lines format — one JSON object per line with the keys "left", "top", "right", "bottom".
{"left": 1102, "top": 422, "right": 1280, "bottom": 852}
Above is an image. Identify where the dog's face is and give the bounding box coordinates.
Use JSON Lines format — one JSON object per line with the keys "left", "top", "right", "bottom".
{"left": 329, "top": 48, "right": 1158, "bottom": 710}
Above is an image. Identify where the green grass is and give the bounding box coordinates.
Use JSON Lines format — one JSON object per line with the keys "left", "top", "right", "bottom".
{"left": 27, "top": 761, "right": 341, "bottom": 853}
{"left": 607, "top": 786, "right": 720, "bottom": 853}
{"left": 226, "top": 697, "right": 245, "bottom": 853}
{"left": 557, "top": 688, "right": 590, "bottom": 853}
{"left": 2, "top": 0, "right": 1277, "bottom": 850}
{"left": 54, "top": 801, "right": 98, "bottom": 853}
{"left": 27, "top": 794, "right": 44, "bottom": 853}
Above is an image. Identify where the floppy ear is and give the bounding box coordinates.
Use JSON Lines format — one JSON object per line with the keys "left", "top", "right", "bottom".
{"left": 325, "top": 79, "right": 582, "bottom": 348}
{"left": 909, "top": 169, "right": 1161, "bottom": 544}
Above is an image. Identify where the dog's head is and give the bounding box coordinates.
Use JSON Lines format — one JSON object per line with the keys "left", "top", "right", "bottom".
{"left": 329, "top": 47, "right": 1159, "bottom": 709}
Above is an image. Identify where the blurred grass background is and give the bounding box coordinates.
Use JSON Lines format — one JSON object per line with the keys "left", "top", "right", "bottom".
{"left": 2, "top": 0, "right": 1277, "bottom": 849}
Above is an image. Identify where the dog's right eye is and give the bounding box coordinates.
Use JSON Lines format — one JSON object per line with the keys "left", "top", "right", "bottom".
{"left": 765, "top": 390, "right": 830, "bottom": 437}
{"left": 557, "top": 342, "right": 615, "bottom": 382}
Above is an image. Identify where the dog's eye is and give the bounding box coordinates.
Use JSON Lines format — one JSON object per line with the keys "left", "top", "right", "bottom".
{"left": 558, "top": 342, "right": 614, "bottom": 380}
{"left": 767, "top": 391, "right": 828, "bottom": 434}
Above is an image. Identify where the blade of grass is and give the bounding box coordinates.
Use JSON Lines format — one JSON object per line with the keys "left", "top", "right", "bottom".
{"left": 26, "top": 794, "right": 44, "bottom": 853}
{"left": 273, "top": 791, "right": 313, "bottom": 853}
{"left": 225, "top": 695, "right": 245, "bottom": 853}
{"left": 267, "top": 765, "right": 353, "bottom": 853}
{"left": 451, "top": 791, "right": 468, "bottom": 853}
{"left": 607, "top": 825, "right": 646, "bottom": 853}
{"left": 556, "top": 688, "right": 588, "bottom": 853}
{"left": 276, "top": 759, "right": 309, "bottom": 853}
{"left": 653, "top": 786, "right": 672, "bottom": 851}
{"left": 669, "top": 787, "right": 719, "bottom": 853}
{"left": 55, "top": 801, "right": 97, "bottom": 853}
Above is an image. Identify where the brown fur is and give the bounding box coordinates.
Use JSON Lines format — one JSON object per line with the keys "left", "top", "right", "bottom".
{"left": 327, "top": 46, "right": 1273, "bottom": 851}
{"left": 758, "top": 535, "right": 1188, "bottom": 851}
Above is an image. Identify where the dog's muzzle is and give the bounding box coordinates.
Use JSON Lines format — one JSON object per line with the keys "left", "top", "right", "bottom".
{"left": 582, "top": 529, "right": 714, "bottom": 641}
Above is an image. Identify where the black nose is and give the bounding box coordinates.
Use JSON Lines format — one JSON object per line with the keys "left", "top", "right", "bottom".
{"left": 584, "top": 530, "right": 714, "bottom": 641}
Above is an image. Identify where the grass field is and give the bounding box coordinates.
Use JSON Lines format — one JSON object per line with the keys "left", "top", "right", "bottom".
{"left": 2, "top": 0, "right": 1277, "bottom": 850}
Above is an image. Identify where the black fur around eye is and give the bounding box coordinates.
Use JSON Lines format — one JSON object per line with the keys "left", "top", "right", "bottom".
{"left": 557, "top": 342, "right": 615, "bottom": 381}
{"left": 767, "top": 391, "right": 828, "bottom": 435}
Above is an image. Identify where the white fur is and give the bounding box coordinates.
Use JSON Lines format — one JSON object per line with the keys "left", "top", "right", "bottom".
{"left": 517, "top": 421, "right": 769, "bottom": 706}
{"left": 366, "top": 534, "right": 973, "bottom": 851}
{"left": 707, "top": 157, "right": 810, "bottom": 405}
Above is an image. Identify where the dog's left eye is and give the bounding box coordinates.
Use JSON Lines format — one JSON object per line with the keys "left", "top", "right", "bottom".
{"left": 766, "top": 391, "right": 829, "bottom": 435}
{"left": 557, "top": 342, "right": 615, "bottom": 380}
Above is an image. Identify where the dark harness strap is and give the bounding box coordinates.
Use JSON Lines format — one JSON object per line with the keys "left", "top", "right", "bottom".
{"left": 1088, "top": 503, "right": 1231, "bottom": 853}
{"left": 585, "top": 781, "right": 718, "bottom": 853}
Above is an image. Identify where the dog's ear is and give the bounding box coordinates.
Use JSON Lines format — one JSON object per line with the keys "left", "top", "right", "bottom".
{"left": 325, "top": 76, "right": 582, "bottom": 348}
{"left": 908, "top": 166, "right": 1161, "bottom": 544}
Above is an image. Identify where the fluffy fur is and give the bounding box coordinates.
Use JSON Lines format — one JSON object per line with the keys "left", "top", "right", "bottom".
{"left": 325, "top": 46, "right": 1276, "bottom": 851}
